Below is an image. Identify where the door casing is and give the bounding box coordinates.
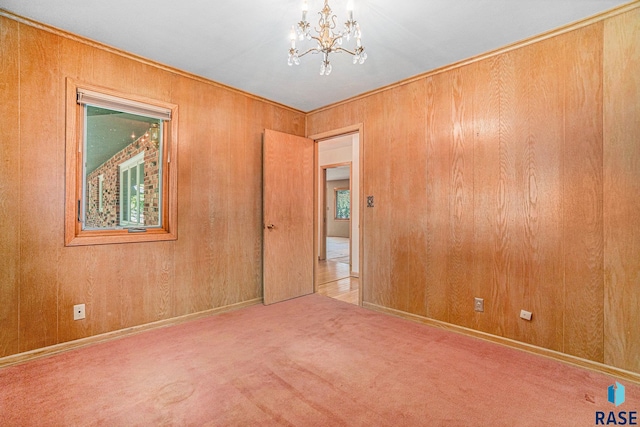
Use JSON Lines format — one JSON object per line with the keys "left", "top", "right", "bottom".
{"left": 309, "top": 124, "right": 364, "bottom": 306}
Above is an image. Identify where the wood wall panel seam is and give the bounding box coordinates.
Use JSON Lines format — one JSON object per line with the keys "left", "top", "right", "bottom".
{"left": 603, "top": 7, "right": 640, "bottom": 373}
{"left": 18, "top": 24, "right": 61, "bottom": 352}
{"left": 0, "top": 16, "right": 21, "bottom": 356}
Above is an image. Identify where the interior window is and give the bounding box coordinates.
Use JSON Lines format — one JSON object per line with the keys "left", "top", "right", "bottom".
{"left": 65, "top": 80, "right": 178, "bottom": 246}
{"left": 335, "top": 188, "right": 350, "bottom": 220}
{"left": 83, "top": 106, "right": 162, "bottom": 230}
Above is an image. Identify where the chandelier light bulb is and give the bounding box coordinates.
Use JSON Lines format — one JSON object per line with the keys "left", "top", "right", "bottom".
{"left": 289, "top": 28, "right": 297, "bottom": 49}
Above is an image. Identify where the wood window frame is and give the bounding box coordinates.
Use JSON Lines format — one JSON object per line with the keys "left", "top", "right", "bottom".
{"left": 64, "top": 78, "right": 178, "bottom": 246}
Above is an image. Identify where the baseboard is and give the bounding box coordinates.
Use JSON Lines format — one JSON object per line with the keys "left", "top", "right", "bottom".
{"left": 363, "top": 302, "right": 640, "bottom": 385}
{"left": 350, "top": 271, "right": 359, "bottom": 278}
{"left": 0, "top": 298, "right": 263, "bottom": 369}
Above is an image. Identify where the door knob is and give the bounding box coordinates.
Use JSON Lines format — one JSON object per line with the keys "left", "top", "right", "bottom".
{"left": 265, "top": 224, "right": 276, "bottom": 230}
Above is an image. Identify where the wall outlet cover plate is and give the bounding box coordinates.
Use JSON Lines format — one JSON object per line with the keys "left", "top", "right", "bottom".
{"left": 73, "top": 303, "right": 86, "bottom": 320}
{"left": 520, "top": 309, "right": 532, "bottom": 321}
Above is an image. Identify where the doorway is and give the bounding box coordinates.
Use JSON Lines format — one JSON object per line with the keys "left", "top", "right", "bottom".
{"left": 314, "top": 132, "right": 361, "bottom": 305}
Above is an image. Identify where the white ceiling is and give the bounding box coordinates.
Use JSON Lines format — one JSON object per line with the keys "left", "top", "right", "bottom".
{"left": 0, "top": 0, "right": 630, "bottom": 112}
{"left": 327, "top": 166, "right": 351, "bottom": 181}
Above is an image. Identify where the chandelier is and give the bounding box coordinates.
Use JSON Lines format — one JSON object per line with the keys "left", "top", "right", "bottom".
{"left": 288, "top": 0, "right": 367, "bottom": 76}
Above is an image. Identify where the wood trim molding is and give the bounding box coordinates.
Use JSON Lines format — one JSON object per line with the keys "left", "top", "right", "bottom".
{"left": 308, "top": 124, "right": 362, "bottom": 141}
{"left": 0, "top": 9, "right": 304, "bottom": 115}
{"left": 363, "top": 302, "right": 640, "bottom": 385}
{"left": 309, "top": 124, "right": 364, "bottom": 307}
{"left": 0, "top": 298, "right": 262, "bottom": 369}
{"left": 321, "top": 161, "right": 351, "bottom": 169}
{"left": 307, "top": 0, "right": 640, "bottom": 115}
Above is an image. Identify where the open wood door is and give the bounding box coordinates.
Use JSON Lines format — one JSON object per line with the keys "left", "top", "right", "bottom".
{"left": 263, "top": 129, "right": 314, "bottom": 305}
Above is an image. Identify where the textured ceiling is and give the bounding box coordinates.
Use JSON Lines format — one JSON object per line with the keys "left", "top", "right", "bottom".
{"left": 0, "top": 0, "right": 630, "bottom": 111}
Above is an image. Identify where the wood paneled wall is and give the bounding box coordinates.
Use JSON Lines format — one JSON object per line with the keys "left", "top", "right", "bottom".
{"left": 307, "top": 8, "right": 640, "bottom": 374}
{"left": 1, "top": 7, "right": 638, "bottom": 376}
{"left": 0, "top": 15, "right": 304, "bottom": 357}
{"left": 603, "top": 7, "right": 640, "bottom": 373}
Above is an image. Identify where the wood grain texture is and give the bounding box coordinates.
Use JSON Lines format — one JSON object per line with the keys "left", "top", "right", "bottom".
{"left": 522, "top": 36, "right": 564, "bottom": 352}
{"left": 447, "top": 65, "right": 475, "bottom": 328}
{"left": 18, "top": 24, "right": 61, "bottom": 352}
{"left": 171, "top": 74, "right": 197, "bottom": 318}
{"left": 263, "top": 129, "right": 314, "bottom": 305}
{"left": 0, "top": 17, "right": 304, "bottom": 358}
{"left": 208, "top": 87, "right": 233, "bottom": 308}
{"left": 563, "top": 24, "right": 604, "bottom": 362}
{"left": 360, "top": 93, "right": 390, "bottom": 307}
{"left": 304, "top": 5, "right": 640, "bottom": 373}
{"left": 227, "top": 95, "right": 254, "bottom": 305}
{"left": 603, "top": 7, "right": 640, "bottom": 373}
{"left": 389, "top": 80, "right": 428, "bottom": 316}
{"left": 0, "top": 16, "right": 21, "bottom": 357}
{"left": 3, "top": 6, "right": 640, "bottom": 377}
{"left": 424, "top": 72, "right": 451, "bottom": 323}
{"left": 191, "top": 81, "right": 219, "bottom": 314}
{"left": 470, "top": 57, "right": 501, "bottom": 335}
{"left": 494, "top": 48, "right": 528, "bottom": 342}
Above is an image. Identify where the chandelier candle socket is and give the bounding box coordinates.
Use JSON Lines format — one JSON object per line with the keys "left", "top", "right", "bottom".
{"left": 288, "top": 0, "right": 368, "bottom": 75}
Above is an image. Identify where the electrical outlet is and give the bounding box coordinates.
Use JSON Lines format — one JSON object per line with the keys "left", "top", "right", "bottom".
{"left": 73, "top": 304, "right": 86, "bottom": 321}
{"left": 474, "top": 297, "right": 484, "bottom": 312}
{"left": 520, "top": 309, "right": 532, "bottom": 321}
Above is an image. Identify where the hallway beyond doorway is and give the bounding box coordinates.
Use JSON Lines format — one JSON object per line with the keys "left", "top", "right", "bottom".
{"left": 317, "top": 237, "right": 358, "bottom": 305}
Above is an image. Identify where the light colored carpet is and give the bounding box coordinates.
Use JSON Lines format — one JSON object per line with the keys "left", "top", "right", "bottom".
{"left": 1, "top": 294, "right": 638, "bottom": 426}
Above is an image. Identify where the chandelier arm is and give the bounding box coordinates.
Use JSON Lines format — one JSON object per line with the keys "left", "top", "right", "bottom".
{"left": 334, "top": 47, "right": 357, "bottom": 56}
{"left": 315, "top": 11, "right": 326, "bottom": 34}
{"left": 298, "top": 47, "right": 321, "bottom": 58}
{"left": 309, "top": 35, "right": 323, "bottom": 45}
{"left": 330, "top": 15, "right": 338, "bottom": 30}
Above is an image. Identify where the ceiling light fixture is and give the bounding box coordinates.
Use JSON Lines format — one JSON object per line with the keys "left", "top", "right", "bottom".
{"left": 288, "top": 0, "right": 367, "bottom": 76}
